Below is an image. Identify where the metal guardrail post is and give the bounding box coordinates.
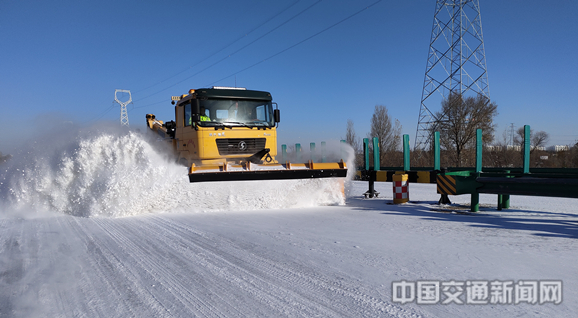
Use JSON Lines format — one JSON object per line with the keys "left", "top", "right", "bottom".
{"left": 471, "top": 129, "right": 483, "bottom": 212}
{"left": 497, "top": 193, "right": 511, "bottom": 210}
{"left": 403, "top": 134, "right": 410, "bottom": 172}
{"left": 363, "top": 137, "right": 379, "bottom": 198}
{"left": 363, "top": 138, "right": 370, "bottom": 171}
{"left": 476, "top": 129, "right": 482, "bottom": 173}
{"left": 296, "top": 143, "right": 302, "bottom": 162}
{"left": 498, "top": 170, "right": 511, "bottom": 210}
{"left": 471, "top": 191, "right": 480, "bottom": 212}
{"left": 310, "top": 143, "right": 315, "bottom": 162}
{"left": 524, "top": 125, "right": 531, "bottom": 174}
{"left": 373, "top": 137, "right": 380, "bottom": 171}
{"left": 434, "top": 131, "right": 440, "bottom": 171}
{"left": 438, "top": 167, "right": 452, "bottom": 204}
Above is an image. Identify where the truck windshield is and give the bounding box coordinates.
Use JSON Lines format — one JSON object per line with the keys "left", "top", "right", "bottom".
{"left": 198, "top": 99, "right": 275, "bottom": 128}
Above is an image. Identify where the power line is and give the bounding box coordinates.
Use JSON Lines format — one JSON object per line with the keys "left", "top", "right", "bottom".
{"left": 133, "top": 1, "right": 302, "bottom": 95}
{"left": 133, "top": 0, "right": 318, "bottom": 102}
{"left": 84, "top": 102, "right": 117, "bottom": 125}
{"left": 209, "top": 0, "right": 383, "bottom": 86}
{"left": 130, "top": 99, "right": 166, "bottom": 110}
{"left": 126, "top": 0, "right": 382, "bottom": 118}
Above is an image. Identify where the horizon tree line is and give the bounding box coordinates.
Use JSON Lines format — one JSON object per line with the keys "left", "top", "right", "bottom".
{"left": 345, "top": 93, "right": 578, "bottom": 169}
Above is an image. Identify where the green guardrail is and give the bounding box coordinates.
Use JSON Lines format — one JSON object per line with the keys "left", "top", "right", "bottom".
{"left": 361, "top": 126, "right": 578, "bottom": 211}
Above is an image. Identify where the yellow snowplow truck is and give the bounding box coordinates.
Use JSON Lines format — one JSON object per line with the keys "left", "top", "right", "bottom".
{"left": 146, "top": 86, "right": 347, "bottom": 182}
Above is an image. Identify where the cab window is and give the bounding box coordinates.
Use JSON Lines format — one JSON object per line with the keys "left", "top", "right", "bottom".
{"left": 184, "top": 103, "right": 191, "bottom": 127}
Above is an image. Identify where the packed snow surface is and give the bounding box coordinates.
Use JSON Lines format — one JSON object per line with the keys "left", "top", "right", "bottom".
{"left": 1, "top": 127, "right": 577, "bottom": 317}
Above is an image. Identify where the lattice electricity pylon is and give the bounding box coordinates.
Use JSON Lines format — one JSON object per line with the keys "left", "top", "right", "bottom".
{"left": 114, "top": 89, "right": 132, "bottom": 126}
{"left": 414, "top": 0, "right": 490, "bottom": 151}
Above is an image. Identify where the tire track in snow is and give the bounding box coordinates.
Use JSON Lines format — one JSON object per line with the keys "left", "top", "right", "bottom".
{"left": 138, "top": 216, "right": 343, "bottom": 317}
{"left": 76, "top": 214, "right": 337, "bottom": 317}
{"left": 1, "top": 217, "right": 85, "bottom": 317}
{"left": 88, "top": 217, "right": 247, "bottom": 318}
{"left": 145, "top": 215, "right": 423, "bottom": 318}
{"left": 67, "top": 217, "right": 172, "bottom": 317}
{"left": 0, "top": 213, "right": 423, "bottom": 317}
{"left": 0, "top": 218, "right": 25, "bottom": 317}
{"left": 110, "top": 214, "right": 318, "bottom": 317}
{"left": 36, "top": 216, "right": 78, "bottom": 318}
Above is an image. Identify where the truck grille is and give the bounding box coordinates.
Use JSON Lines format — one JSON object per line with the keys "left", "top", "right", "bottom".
{"left": 216, "top": 138, "right": 266, "bottom": 155}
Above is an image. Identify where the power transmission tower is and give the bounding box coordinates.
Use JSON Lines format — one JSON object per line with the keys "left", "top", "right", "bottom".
{"left": 114, "top": 89, "right": 132, "bottom": 126}
{"left": 509, "top": 123, "right": 515, "bottom": 146}
{"left": 414, "top": 0, "right": 490, "bottom": 151}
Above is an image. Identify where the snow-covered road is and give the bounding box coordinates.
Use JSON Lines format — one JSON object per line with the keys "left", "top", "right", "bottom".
{"left": 1, "top": 129, "right": 576, "bottom": 317}
{"left": 0, "top": 202, "right": 417, "bottom": 317}
{"left": 1, "top": 181, "right": 577, "bottom": 317}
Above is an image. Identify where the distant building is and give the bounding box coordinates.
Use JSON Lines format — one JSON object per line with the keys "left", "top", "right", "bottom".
{"left": 547, "top": 145, "right": 569, "bottom": 152}
{"left": 507, "top": 145, "right": 521, "bottom": 151}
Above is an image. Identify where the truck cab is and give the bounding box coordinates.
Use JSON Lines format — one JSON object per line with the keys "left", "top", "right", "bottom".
{"left": 167, "top": 87, "right": 280, "bottom": 166}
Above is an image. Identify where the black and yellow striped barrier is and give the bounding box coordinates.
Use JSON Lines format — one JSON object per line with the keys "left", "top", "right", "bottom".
{"left": 436, "top": 175, "right": 457, "bottom": 195}
{"left": 357, "top": 170, "right": 438, "bottom": 184}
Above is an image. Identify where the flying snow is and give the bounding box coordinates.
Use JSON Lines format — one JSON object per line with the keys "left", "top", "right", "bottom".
{"left": 0, "top": 124, "right": 354, "bottom": 217}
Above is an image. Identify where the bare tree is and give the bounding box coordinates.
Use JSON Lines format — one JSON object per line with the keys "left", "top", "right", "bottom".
{"left": 345, "top": 119, "right": 360, "bottom": 152}
{"left": 490, "top": 127, "right": 521, "bottom": 168}
{"left": 434, "top": 93, "right": 498, "bottom": 167}
{"left": 513, "top": 127, "right": 550, "bottom": 167}
{"left": 368, "top": 105, "right": 402, "bottom": 166}
{"left": 514, "top": 127, "right": 549, "bottom": 153}
{"left": 570, "top": 141, "right": 578, "bottom": 168}
{"left": 345, "top": 119, "right": 364, "bottom": 168}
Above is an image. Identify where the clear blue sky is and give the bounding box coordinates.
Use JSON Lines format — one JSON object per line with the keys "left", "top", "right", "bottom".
{"left": 1, "top": 0, "right": 577, "bottom": 152}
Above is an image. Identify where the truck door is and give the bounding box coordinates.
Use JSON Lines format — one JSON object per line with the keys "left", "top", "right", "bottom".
{"left": 177, "top": 101, "right": 199, "bottom": 163}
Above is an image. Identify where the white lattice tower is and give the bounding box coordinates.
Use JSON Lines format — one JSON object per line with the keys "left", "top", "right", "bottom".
{"left": 114, "top": 89, "right": 132, "bottom": 126}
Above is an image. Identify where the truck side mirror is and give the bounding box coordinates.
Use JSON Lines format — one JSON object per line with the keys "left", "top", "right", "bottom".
{"left": 193, "top": 100, "right": 200, "bottom": 115}
{"left": 274, "top": 109, "right": 280, "bottom": 123}
{"left": 192, "top": 100, "right": 201, "bottom": 122}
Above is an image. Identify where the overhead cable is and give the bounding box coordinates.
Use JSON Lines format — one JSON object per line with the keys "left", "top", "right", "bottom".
{"left": 209, "top": 0, "right": 383, "bottom": 86}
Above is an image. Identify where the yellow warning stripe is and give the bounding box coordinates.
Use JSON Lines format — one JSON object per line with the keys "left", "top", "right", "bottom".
{"left": 416, "top": 171, "right": 430, "bottom": 183}
{"left": 437, "top": 175, "right": 456, "bottom": 195}
{"left": 375, "top": 171, "right": 388, "bottom": 182}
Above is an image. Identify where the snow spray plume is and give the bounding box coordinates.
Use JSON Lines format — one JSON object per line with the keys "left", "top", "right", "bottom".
{"left": 279, "top": 140, "right": 357, "bottom": 190}
{"left": 0, "top": 124, "right": 347, "bottom": 218}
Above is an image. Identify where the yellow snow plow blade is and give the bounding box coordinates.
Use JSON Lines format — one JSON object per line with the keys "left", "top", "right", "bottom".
{"left": 188, "top": 160, "right": 347, "bottom": 183}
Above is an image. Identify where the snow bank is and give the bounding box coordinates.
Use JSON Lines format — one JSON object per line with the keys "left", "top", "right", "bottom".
{"left": 0, "top": 124, "right": 351, "bottom": 218}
